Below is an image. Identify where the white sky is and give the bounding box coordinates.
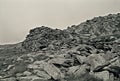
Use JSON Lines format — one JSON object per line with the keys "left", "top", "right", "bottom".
{"left": 0, "top": 0, "right": 120, "bottom": 44}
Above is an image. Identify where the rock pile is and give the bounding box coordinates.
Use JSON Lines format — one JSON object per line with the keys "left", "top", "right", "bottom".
{"left": 0, "top": 13, "right": 120, "bottom": 81}
{"left": 22, "top": 26, "right": 72, "bottom": 52}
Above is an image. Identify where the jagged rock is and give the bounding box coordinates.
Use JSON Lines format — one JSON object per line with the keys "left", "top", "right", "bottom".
{"left": 103, "top": 51, "right": 117, "bottom": 61}
{"left": 93, "top": 56, "right": 118, "bottom": 73}
{"left": 23, "top": 71, "right": 32, "bottom": 76}
{"left": 74, "top": 64, "right": 90, "bottom": 77}
{"left": 17, "top": 76, "right": 43, "bottom": 81}
{"left": 75, "top": 55, "right": 86, "bottom": 64}
{"left": 84, "top": 54, "right": 106, "bottom": 71}
{"left": 2, "top": 62, "right": 28, "bottom": 79}
{"left": 44, "top": 62, "right": 64, "bottom": 80}
{"left": 110, "top": 58, "right": 120, "bottom": 67}
{"left": 76, "top": 44, "right": 94, "bottom": 55}
{"left": 67, "top": 64, "right": 90, "bottom": 77}
{"left": 67, "top": 66, "right": 80, "bottom": 75}
{"left": 27, "top": 61, "right": 46, "bottom": 70}
{"left": 33, "top": 70, "right": 51, "bottom": 80}
{"left": 48, "top": 57, "right": 74, "bottom": 67}
{"left": 73, "top": 13, "right": 120, "bottom": 38}
{"left": 103, "top": 66, "right": 120, "bottom": 79}
{"left": 93, "top": 71, "right": 110, "bottom": 81}
{"left": 4, "top": 64, "right": 14, "bottom": 72}
{"left": 0, "top": 77, "right": 16, "bottom": 81}
{"left": 28, "top": 61, "right": 64, "bottom": 80}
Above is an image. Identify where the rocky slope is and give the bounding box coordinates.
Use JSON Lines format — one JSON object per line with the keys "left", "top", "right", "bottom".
{"left": 0, "top": 13, "right": 120, "bottom": 81}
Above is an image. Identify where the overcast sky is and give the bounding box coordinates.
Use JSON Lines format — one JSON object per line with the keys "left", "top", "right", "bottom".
{"left": 0, "top": 0, "right": 120, "bottom": 44}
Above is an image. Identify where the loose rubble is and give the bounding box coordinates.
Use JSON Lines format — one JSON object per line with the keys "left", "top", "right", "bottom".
{"left": 0, "top": 13, "right": 120, "bottom": 81}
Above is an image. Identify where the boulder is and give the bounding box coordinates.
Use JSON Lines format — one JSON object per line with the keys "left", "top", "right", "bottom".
{"left": 110, "top": 58, "right": 120, "bottom": 67}
{"left": 92, "top": 56, "right": 119, "bottom": 73}
{"left": 84, "top": 54, "right": 106, "bottom": 71}
{"left": 27, "top": 64, "right": 41, "bottom": 70}
{"left": 3, "top": 64, "right": 14, "bottom": 72}
{"left": 74, "top": 64, "right": 90, "bottom": 77}
{"left": 6, "top": 63, "right": 28, "bottom": 78}
{"left": 0, "top": 77, "right": 16, "bottom": 81}
{"left": 93, "top": 71, "right": 110, "bottom": 81}
{"left": 28, "top": 61, "right": 64, "bottom": 80}
{"left": 48, "top": 57, "right": 73, "bottom": 67}
{"left": 44, "top": 63, "right": 64, "bottom": 80}
{"left": 103, "top": 51, "right": 117, "bottom": 61}
{"left": 76, "top": 44, "right": 94, "bottom": 56}
{"left": 33, "top": 70, "right": 51, "bottom": 80}
{"left": 67, "top": 66, "right": 80, "bottom": 75}
{"left": 67, "top": 64, "right": 90, "bottom": 77}
{"left": 75, "top": 55, "right": 86, "bottom": 64}
{"left": 23, "top": 71, "right": 32, "bottom": 76}
{"left": 27, "top": 61, "right": 46, "bottom": 70}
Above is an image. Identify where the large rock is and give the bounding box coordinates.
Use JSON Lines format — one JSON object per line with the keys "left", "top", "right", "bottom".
{"left": 44, "top": 62, "right": 64, "bottom": 80}
{"left": 48, "top": 57, "right": 74, "bottom": 67}
{"left": 93, "top": 71, "right": 110, "bottom": 81}
{"left": 6, "top": 62, "right": 28, "bottom": 77}
{"left": 74, "top": 64, "right": 90, "bottom": 77}
{"left": 17, "top": 76, "right": 44, "bottom": 81}
{"left": 27, "top": 61, "right": 45, "bottom": 70}
{"left": 23, "top": 71, "right": 32, "bottom": 76}
{"left": 67, "top": 66, "right": 80, "bottom": 75}
{"left": 103, "top": 51, "right": 117, "bottom": 61}
{"left": 75, "top": 55, "right": 86, "bottom": 64}
{"left": 110, "top": 58, "right": 120, "bottom": 67}
{"left": 84, "top": 54, "right": 106, "bottom": 71}
{"left": 28, "top": 61, "right": 64, "bottom": 80}
{"left": 67, "top": 64, "right": 90, "bottom": 77}
{"left": 0, "top": 78, "right": 16, "bottom": 81}
{"left": 33, "top": 70, "right": 51, "bottom": 80}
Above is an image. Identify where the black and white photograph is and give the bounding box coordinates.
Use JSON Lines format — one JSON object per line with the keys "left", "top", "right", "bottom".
{"left": 0, "top": 0, "right": 120, "bottom": 81}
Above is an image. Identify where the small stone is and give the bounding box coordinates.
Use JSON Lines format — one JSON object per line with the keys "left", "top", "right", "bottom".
{"left": 23, "top": 71, "right": 32, "bottom": 76}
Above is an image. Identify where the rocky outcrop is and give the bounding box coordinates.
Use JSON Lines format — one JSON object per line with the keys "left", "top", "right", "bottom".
{"left": 1, "top": 13, "right": 120, "bottom": 81}
{"left": 22, "top": 26, "right": 72, "bottom": 52}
